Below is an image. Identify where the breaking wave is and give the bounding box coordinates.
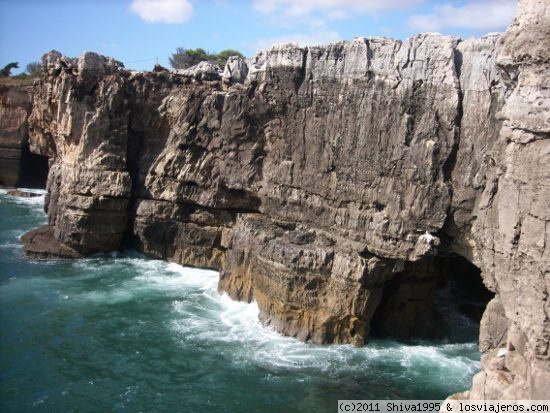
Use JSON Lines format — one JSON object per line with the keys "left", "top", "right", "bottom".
{"left": 0, "top": 190, "right": 481, "bottom": 412}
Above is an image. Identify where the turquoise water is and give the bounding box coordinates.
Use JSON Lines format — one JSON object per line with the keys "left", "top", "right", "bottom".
{"left": 0, "top": 190, "right": 480, "bottom": 412}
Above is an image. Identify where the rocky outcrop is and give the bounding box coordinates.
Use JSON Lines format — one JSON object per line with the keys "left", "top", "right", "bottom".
{"left": 222, "top": 56, "right": 248, "bottom": 84}
{"left": 15, "top": 0, "right": 548, "bottom": 399}
{"left": 21, "top": 225, "right": 81, "bottom": 258}
{"left": 175, "top": 61, "right": 223, "bottom": 81}
{"left": 25, "top": 51, "right": 130, "bottom": 256}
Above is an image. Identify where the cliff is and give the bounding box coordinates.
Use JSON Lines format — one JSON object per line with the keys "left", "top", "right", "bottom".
{"left": 12, "top": 0, "right": 549, "bottom": 399}
{"left": 0, "top": 80, "right": 48, "bottom": 188}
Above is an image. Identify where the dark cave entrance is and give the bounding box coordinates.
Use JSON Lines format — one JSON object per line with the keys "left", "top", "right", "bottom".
{"left": 371, "top": 254, "right": 493, "bottom": 342}
{"left": 434, "top": 255, "right": 495, "bottom": 342}
{"left": 16, "top": 142, "right": 49, "bottom": 189}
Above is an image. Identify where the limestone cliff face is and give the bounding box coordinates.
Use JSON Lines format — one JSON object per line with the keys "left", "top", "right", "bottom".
{"left": 18, "top": 0, "right": 548, "bottom": 399}
{"left": 460, "top": 0, "right": 550, "bottom": 399}
{"left": 0, "top": 82, "right": 48, "bottom": 187}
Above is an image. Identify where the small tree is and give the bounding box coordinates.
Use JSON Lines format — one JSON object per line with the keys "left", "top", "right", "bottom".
{"left": 214, "top": 49, "right": 245, "bottom": 67}
{"left": 169, "top": 47, "right": 245, "bottom": 70}
{"left": 169, "top": 47, "right": 211, "bottom": 69}
{"left": 25, "top": 61, "right": 41, "bottom": 76}
{"left": 0, "top": 62, "right": 19, "bottom": 77}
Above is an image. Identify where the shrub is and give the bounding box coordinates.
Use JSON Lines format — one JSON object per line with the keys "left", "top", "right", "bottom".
{"left": 169, "top": 48, "right": 244, "bottom": 69}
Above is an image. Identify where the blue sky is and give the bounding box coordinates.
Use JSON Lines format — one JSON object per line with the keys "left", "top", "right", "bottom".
{"left": 0, "top": 0, "right": 517, "bottom": 73}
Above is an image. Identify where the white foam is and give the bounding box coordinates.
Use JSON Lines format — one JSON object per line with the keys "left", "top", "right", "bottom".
{"left": 0, "top": 242, "right": 19, "bottom": 249}
{"left": 397, "top": 343, "right": 479, "bottom": 370}
{"left": 36, "top": 253, "right": 481, "bottom": 380}
{"left": 82, "top": 289, "right": 136, "bottom": 305}
{"left": 12, "top": 188, "right": 47, "bottom": 195}
{"left": 168, "top": 263, "right": 481, "bottom": 376}
{"left": 72, "top": 256, "right": 220, "bottom": 306}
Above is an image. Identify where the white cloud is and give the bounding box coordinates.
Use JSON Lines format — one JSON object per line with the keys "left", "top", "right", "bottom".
{"left": 130, "top": 0, "right": 193, "bottom": 24}
{"left": 253, "top": 0, "right": 425, "bottom": 18}
{"left": 254, "top": 31, "right": 342, "bottom": 52}
{"left": 408, "top": 0, "right": 517, "bottom": 33}
{"left": 252, "top": 6, "right": 343, "bottom": 53}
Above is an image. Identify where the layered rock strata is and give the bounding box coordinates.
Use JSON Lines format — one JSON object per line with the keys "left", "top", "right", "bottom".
{"left": 458, "top": 0, "right": 550, "bottom": 399}
{"left": 12, "top": 0, "right": 548, "bottom": 399}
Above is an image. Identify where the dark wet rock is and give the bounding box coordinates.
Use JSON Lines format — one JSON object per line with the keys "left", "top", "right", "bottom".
{"left": 6, "top": 189, "right": 41, "bottom": 198}
{"left": 21, "top": 225, "right": 81, "bottom": 259}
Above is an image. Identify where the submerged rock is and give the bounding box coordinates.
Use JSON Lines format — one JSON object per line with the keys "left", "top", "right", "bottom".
{"left": 6, "top": 189, "right": 41, "bottom": 198}
{"left": 21, "top": 225, "right": 81, "bottom": 258}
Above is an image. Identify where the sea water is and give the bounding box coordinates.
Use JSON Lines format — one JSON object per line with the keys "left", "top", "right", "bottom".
{"left": 0, "top": 190, "right": 480, "bottom": 412}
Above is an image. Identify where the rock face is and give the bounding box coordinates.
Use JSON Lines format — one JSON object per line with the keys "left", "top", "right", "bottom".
{"left": 458, "top": 0, "right": 550, "bottom": 400}
{"left": 0, "top": 81, "right": 48, "bottom": 187}
{"left": 222, "top": 56, "right": 248, "bottom": 84}
{"left": 26, "top": 51, "right": 130, "bottom": 255}
{"left": 0, "top": 83, "right": 31, "bottom": 186}
{"left": 12, "top": 0, "right": 548, "bottom": 399}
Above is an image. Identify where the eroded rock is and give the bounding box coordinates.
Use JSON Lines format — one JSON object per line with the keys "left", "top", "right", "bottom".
{"left": 177, "top": 61, "right": 222, "bottom": 81}
{"left": 222, "top": 56, "right": 248, "bottom": 84}
{"left": 21, "top": 225, "right": 81, "bottom": 259}
{"left": 6, "top": 0, "right": 548, "bottom": 400}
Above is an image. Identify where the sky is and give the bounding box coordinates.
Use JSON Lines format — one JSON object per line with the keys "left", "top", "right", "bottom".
{"left": 0, "top": 0, "right": 517, "bottom": 74}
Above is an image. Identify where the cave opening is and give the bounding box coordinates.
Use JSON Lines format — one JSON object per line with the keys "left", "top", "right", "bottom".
{"left": 433, "top": 254, "right": 494, "bottom": 342}
{"left": 16, "top": 142, "right": 49, "bottom": 189}
{"left": 371, "top": 254, "right": 493, "bottom": 343}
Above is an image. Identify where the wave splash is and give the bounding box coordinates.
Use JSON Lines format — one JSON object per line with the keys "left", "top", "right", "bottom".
{"left": 54, "top": 253, "right": 480, "bottom": 391}
{"left": 0, "top": 189, "right": 481, "bottom": 409}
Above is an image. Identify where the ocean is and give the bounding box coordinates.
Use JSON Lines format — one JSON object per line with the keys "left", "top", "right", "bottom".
{"left": 0, "top": 189, "right": 480, "bottom": 412}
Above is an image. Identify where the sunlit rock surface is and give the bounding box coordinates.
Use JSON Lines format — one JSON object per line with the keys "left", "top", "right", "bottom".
{"left": 8, "top": 0, "right": 548, "bottom": 399}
